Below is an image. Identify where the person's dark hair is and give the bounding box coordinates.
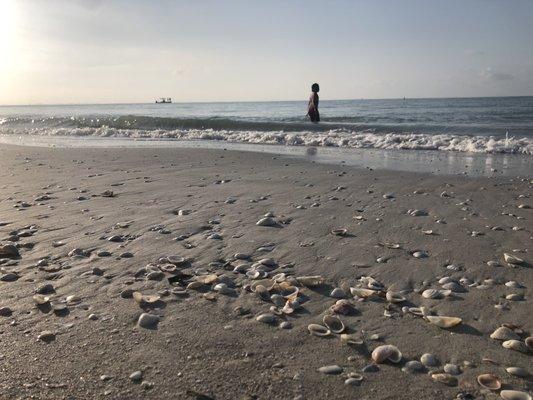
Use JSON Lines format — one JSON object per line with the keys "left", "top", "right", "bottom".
{"left": 311, "top": 83, "right": 320, "bottom": 92}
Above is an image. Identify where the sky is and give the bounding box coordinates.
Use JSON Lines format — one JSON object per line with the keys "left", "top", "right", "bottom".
{"left": 0, "top": 0, "right": 532, "bottom": 105}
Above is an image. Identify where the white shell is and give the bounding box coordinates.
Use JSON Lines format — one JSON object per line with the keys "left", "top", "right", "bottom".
{"left": 307, "top": 324, "right": 331, "bottom": 337}
{"left": 425, "top": 315, "right": 462, "bottom": 328}
{"left": 371, "top": 344, "right": 402, "bottom": 363}
{"left": 500, "top": 390, "right": 532, "bottom": 400}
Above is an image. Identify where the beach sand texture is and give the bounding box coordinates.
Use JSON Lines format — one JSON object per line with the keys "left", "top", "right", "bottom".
{"left": 0, "top": 144, "right": 531, "bottom": 400}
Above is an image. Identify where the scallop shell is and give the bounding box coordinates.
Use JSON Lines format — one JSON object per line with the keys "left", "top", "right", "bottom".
{"left": 500, "top": 390, "right": 532, "bottom": 400}
{"left": 371, "top": 344, "right": 402, "bottom": 364}
{"left": 477, "top": 374, "right": 501, "bottom": 390}
{"left": 386, "top": 291, "right": 406, "bottom": 303}
{"left": 425, "top": 315, "right": 462, "bottom": 328}
{"left": 431, "top": 373, "right": 458, "bottom": 386}
{"left": 340, "top": 334, "right": 363, "bottom": 345}
{"left": 323, "top": 315, "right": 345, "bottom": 334}
{"left": 502, "top": 340, "right": 529, "bottom": 353}
{"left": 296, "top": 276, "right": 324, "bottom": 287}
{"left": 504, "top": 253, "right": 526, "bottom": 266}
{"left": 308, "top": 323, "right": 331, "bottom": 337}
{"left": 350, "top": 287, "right": 379, "bottom": 299}
{"left": 490, "top": 326, "right": 520, "bottom": 341}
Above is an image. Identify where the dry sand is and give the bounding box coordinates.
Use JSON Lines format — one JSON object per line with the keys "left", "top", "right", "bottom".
{"left": 0, "top": 143, "right": 531, "bottom": 400}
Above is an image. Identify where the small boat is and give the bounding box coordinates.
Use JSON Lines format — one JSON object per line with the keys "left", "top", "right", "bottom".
{"left": 155, "top": 97, "right": 172, "bottom": 104}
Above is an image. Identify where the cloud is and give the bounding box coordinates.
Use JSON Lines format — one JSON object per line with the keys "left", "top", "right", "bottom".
{"left": 479, "top": 67, "right": 514, "bottom": 81}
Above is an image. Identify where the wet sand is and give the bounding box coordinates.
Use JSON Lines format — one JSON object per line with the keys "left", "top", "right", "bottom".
{"left": 0, "top": 143, "right": 531, "bottom": 400}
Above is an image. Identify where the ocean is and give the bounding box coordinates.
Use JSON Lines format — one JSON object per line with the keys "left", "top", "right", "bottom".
{"left": 0, "top": 96, "right": 532, "bottom": 155}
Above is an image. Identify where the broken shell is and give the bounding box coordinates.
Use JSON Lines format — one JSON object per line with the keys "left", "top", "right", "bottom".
{"left": 32, "top": 294, "right": 51, "bottom": 305}
{"left": 282, "top": 299, "right": 300, "bottom": 314}
{"left": 196, "top": 274, "right": 218, "bottom": 285}
{"left": 502, "top": 340, "right": 529, "bottom": 353}
{"left": 431, "top": 373, "right": 458, "bottom": 386}
{"left": 371, "top": 344, "right": 402, "bottom": 364}
{"left": 340, "top": 333, "right": 363, "bottom": 345}
{"left": 323, "top": 315, "right": 345, "bottom": 334}
{"left": 500, "top": 390, "right": 532, "bottom": 400}
{"left": 296, "top": 276, "right": 324, "bottom": 287}
{"left": 307, "top": 324, "right": 331, "bottom": 337}
{"left": 350, "top": 287, "right": 379, "bottom": 299}
{"left": 504, "top": 253, "right": 526, "bottom": 266}
{"left": 490, "top": 326, "right": 521, "bottom": 341}
{"left": 386, "top": 291, "right": 406, "bottom": 303}
{"left": 425, "top": 315, "right": 462, "bottom": 328}
{"left": 506, "top": 367, "right": 529, "bottom": 378}
{"left": 477, "top": 374, "right": 501, "bottom": 390}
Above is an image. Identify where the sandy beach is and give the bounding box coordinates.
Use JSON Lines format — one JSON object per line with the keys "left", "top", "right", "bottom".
{"left": 0, "top": 143, "right": 531, "bottom": 400}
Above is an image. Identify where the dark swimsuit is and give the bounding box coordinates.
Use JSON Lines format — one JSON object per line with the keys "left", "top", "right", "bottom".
{"left": 307, "top": 93, "right": 320, "bottom": 122}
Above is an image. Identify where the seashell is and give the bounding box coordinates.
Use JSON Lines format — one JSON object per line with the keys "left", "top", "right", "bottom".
{"left": 186, "top": 281, "right": 204, "bottom": 290}
{"left": 420, "top": 353, "right": 439, "bottom": 367}
{"left": 256, "top": 313, "right": 277, "bottom": 324}
{"left": 233, "top": 263, "right": 250, "bottom": 273}
{"left": 408, "top": 307, "right": 425, "bottom": 317}
{"left": 371, "top": 344, "right": 402, "bottom": 364}
{"left": 412, "top": 250, "right": 428, "bottom": 259}
{"left": 442, "top": 282, "right": 467, "bottom": 293}
{"left": 296, "top": 275, "right": 324, "bottom": 287}
{"left": 402, "top": 360, "right": 425, "bottom": 373}
{"left": 386, "top": 291, "right": 406, "bottom": 303}
{"left": 133, "top": 292, "right": 161, "bottom": 304}
{"left": 307, "top": 323, "right": 331, "bottom": 337}
{"left": 525, "top": 336, "right": 533, "bottom": 350}
{"left": 477, "top": 374, "right": 501, "bottom": 390}
{"left": 422, "top": 229, "right": 434, "bottom": 235}
{"left": 331, "top": 228, "right": 348, "bottom": 237}
{"left": 250, "top": 279, "right": 275, "bottom": 292}
{"left": 506, "top": 293, "right": 524, "bottom": 301}
{"left": 506, "top": 367, "right": 529, "bottom": 378}
{"left": 270, "top": 294, "right": 286, "bottom": 307}
{"left": 504, "top": 253, "right": 526, "bottom": 266}
{"left": 500, "top": 390, "right": 532, "bottom": 400}
{"left": 213, "top": 283, "right": 232, "bottom": 295}
{"left": 330, "top": 288, "right": 346, "bottom": 299}
{"left": 330, "top": 299, "right": 356, "bottom": 315}
{"left": 196, "top": 274, "right": 218, "bottom": 285}
{"left": 33, "top": 294, "right": 51, "bottom": 305}
{"left": 269, "top": 306, "right": 283, "bottom": 315}
{"left": 340, "top": 333, "right": 363, "bottom": 345}
{"left": 490, "top": 326, "right": 520, "bottom": 341}
{"left": 282, "top": 299, "right": 300, "bottom": 314}
{"left": 350, "top": 287, "right": 379, "bottom": 299}
{"left": 362, "top": 277, "right": 384, "bottom": 290}
{"left": 422, "top": 289, "right": 444, "bottom": 299}
{"left": 317, "top": 365, "right": 343, "bottom": 375}
{"left": 323, "top": 315, "right": 345, "bottom": 333}
{"left": 256, "top": 217, "right": 277, "bottom": 227}
{"left": 431, "top": 372, "right": 458, "bottom": 386}
{"left": 271, "top": 273, "right": 287, "bottom": 283}
{"left": 280, "top": 285, "right": 299, "bottom": 299}
{"left": 502, "top": 340, "right": 529, "bottom": 353}
{"left": 345, "top": 373, "right": 364, "bottom": 385}
{"left": 425, "top": 315, "right": 462, "bottom": 329}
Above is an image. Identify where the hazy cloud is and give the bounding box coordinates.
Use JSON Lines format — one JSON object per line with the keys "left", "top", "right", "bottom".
{"left": 479, "top": 68, "right": 514, "bottom": 81}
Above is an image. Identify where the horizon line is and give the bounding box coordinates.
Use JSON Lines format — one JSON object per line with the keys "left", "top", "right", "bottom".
{"left": 1, "top": 94, "right": 532, "bottom": 108}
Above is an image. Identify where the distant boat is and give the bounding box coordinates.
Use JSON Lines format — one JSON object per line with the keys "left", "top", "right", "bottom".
{"left": 155, "top": 97, "right": 172, "bottom": 104}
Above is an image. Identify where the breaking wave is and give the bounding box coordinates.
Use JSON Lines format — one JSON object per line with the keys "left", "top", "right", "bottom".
{"left": 1, "top": 124, "right": 531, "bottom": 154}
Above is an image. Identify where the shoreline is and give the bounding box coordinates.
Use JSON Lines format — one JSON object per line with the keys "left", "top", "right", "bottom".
{"left": 0, "top": 144, "right": 531, "bottom": 399}
{"left": 1, "top": 135, "right": 532, "bottom": 178}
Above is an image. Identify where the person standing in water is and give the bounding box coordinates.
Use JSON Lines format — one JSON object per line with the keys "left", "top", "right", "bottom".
{"left": 307, "top": 83, "right": 320, "bottom": 123}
